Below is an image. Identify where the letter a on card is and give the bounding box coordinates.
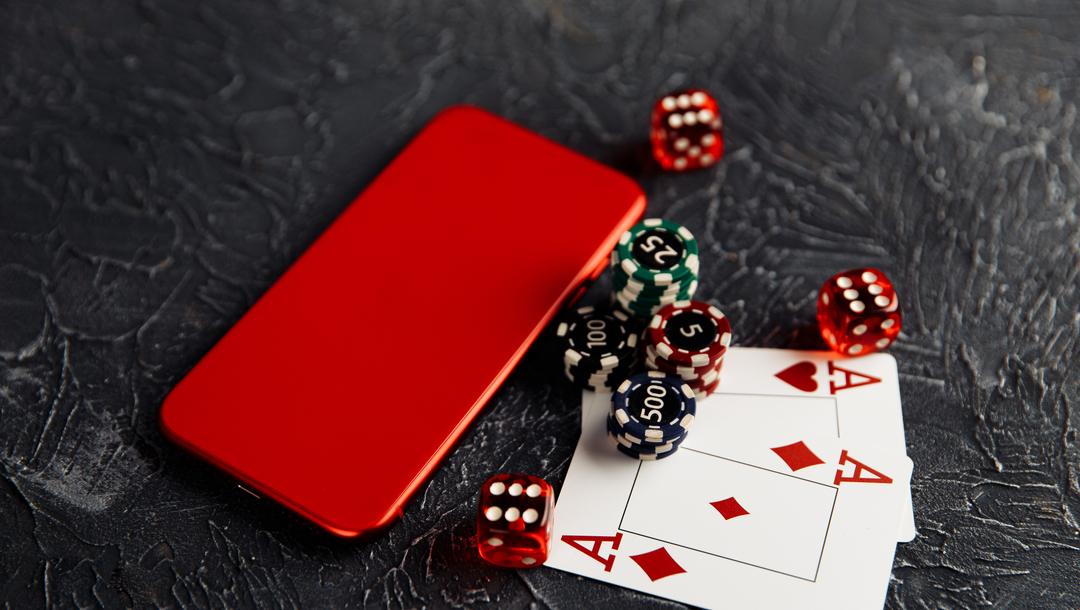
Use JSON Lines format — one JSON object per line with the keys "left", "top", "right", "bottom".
{"left": 828, "top": 361, "right": 881, "bottom": 394}
{"left": 834, "top": 450, "right": 893, "bottom": 485}
{"left": 561, "top": 533, "right": 622, "bottom": 572}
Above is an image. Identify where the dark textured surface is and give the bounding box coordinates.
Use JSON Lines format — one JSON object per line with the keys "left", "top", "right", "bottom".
{"left": 1, "top": 0, "right": 1079, "bottom": 608}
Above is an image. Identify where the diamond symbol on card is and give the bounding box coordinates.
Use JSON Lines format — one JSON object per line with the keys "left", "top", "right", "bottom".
{"left": 710, "top": 497, "right": 749, "bottom": 520}
{"left": 629, "top": 547, "right": 686, "bottom": 581}
{"left": 771, "top": 441, "right": 825, "bottom": 472}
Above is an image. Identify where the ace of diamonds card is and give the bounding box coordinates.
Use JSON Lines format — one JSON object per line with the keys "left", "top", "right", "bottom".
{"left": 545, "top": 347, "right": 915, "bottom": 609}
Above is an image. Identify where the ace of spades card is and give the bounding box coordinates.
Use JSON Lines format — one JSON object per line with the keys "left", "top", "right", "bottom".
{"left": 545, "top": 347, "right": 915, "bottom": 609}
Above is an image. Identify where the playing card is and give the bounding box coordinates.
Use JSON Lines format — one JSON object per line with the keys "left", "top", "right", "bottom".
{"left": 547, "top": 385, "right": 912, "bottom": 609}
{"left": 575, "top": 347, "right": 915, "bottom": 542}
{"left": 718, "top": 347, "right": 915, "bottom": 541}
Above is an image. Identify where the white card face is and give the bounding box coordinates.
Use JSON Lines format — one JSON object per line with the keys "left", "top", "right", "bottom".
{"left": 577, "top": 347, "right": 915, "bottom": 541}
{"left": 713, "top": 347, "right": 914, "bottom": 541}
{"left": 546, "top": 347, "right": 915, "bottom": 609}
{"left": 620, "top": 449, "right": 842, "bottom": 581}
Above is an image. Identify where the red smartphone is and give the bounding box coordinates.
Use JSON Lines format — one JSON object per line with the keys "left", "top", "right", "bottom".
{"left": 160, "top": 105, "right": 645, "bottom": 537}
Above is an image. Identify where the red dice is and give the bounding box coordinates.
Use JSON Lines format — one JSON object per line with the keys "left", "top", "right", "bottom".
{"left": 476, "top": 473, "right": 554, "bottom": 568}
{"left": 650, "top": 89, "right": 724, "bottom": 171}
{"left": 816, "top": 268, "right": 901, "bottom": 356}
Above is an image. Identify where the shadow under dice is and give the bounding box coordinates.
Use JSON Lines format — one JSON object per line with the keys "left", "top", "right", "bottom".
{"left": 816, "top": 268, "right": 902, "bottom": 356}
{"left": 476, "top": 473, "right": 554, "bottom": 568}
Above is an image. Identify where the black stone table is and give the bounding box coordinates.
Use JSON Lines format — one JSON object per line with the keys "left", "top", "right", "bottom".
{"left": 2, "top": 2, "right": 1078, "bottom": 607}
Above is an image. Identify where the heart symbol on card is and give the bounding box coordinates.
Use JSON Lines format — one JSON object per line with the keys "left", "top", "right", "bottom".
{"left": 775, "top": 361, "right": 818, "bottom": 393}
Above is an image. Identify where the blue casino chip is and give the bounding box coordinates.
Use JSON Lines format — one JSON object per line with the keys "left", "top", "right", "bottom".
{"left": 613, "top": 441, "right": 682, "bottom": 461}
{"left": 606, "top": 414, "right": 685, "bottom": 447}
{"left": 611, "top": 371, "right": 696, "bottom": 443}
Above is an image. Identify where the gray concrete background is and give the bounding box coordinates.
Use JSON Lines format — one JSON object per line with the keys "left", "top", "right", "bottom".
{"left": 1, "top": 1, "right": 1078, "bottom": 607}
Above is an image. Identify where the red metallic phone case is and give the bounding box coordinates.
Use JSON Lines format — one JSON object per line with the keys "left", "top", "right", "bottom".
{"left": 160, "top": 105, "right": 645, "bottom": 537}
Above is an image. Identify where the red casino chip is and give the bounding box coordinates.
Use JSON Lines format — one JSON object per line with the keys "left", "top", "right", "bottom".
{"left": 689, "top": 375, "right": 721, "bottom": 399}
{"left": 644, "top": 345, "right": 723, "bottom": 380}
{"left": 647, "top": 300, "right": 732, "bottom": 367}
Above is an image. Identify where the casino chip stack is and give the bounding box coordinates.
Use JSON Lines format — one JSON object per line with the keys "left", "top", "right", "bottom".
{"left": 610, "top": 218, "right": 700, "bottom": 318}
{"left": 607, "top": 371, "right": 696, "bottom": 460}
{"left": 556, "top": 306, "right": 639, "bottom": 391}
{"left": 644, "top": 300, "right": 732, "bottom": 399}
